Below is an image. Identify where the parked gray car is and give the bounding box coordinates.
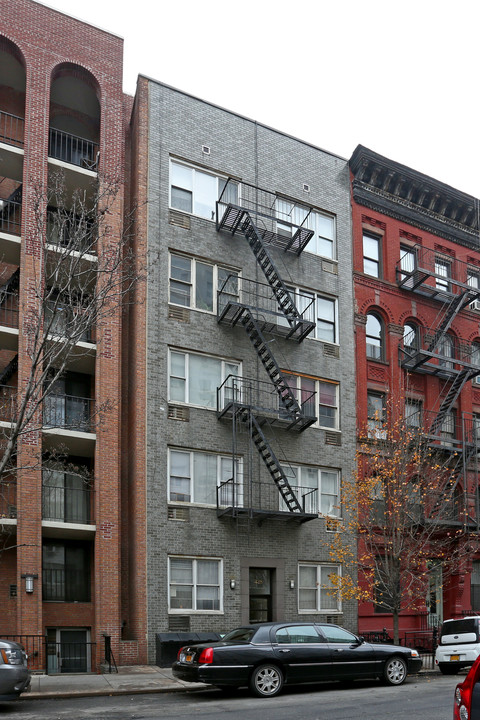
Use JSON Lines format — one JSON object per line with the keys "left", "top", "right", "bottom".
{"left": 0, "top": 640, "right": 31, "bottom": 701}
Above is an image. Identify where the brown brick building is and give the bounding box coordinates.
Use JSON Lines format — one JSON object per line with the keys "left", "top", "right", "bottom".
{"left": 0, "top": 0, "right": 146, "bottom": 670}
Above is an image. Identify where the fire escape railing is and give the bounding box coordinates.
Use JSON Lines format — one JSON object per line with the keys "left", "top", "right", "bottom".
{"left": 216, "top": 181, "right": 319, "bottom": 520}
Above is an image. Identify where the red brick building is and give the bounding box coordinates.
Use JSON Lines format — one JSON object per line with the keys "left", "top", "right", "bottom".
{"left": 350, "top": 145, "right": 480, "bottom": 638}
{"left": 0, "top": 0, "right": 146, "bottom": 670}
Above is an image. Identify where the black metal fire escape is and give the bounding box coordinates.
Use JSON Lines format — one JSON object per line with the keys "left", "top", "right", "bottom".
{"left": 398, "top": 245, "right": 480, "bottom": 527}
{"left": 216, "top": 180, "right": 318, "bottom": 521}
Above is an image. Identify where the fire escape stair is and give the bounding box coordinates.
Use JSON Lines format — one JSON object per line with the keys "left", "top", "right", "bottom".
{"left": 237, "top": 408, "right": 303, "bottom": 513}
{"left": 426, "top": 290, "right": 479, "bottom": 355}
{"left": 430, "top": 369, "right": 478, "bottom": 437}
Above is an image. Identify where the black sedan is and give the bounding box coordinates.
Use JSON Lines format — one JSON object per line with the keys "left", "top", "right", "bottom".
{"left": 172, "top": 622, "right": 422, "bottom": 697}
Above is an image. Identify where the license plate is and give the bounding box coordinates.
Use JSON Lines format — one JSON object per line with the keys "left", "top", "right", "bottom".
{"left": 450, "top": 655, "right": 460, "bottom": 661}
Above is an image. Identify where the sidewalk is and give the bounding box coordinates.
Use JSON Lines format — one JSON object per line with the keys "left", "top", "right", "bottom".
{"left": 24, "top": 665, "right": 204, "bottom": 700}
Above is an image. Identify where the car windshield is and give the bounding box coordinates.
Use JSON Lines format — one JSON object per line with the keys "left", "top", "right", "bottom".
{"left": 221, "top": 627, "right": 256, "bottom": 644}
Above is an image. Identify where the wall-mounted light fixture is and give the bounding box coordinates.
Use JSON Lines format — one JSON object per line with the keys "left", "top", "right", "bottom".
{"left": 21, "top": 573, "right": 38, "bottom": 593}
{"left": 230, "top": 579, "right": 236, "bottom": 590}
{"left": 289, "top": 580, "right": 295, "bottom": 590}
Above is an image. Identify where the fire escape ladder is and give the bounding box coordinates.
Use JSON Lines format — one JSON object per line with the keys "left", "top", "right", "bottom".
{"left": 426, "top": 290, "right": 476, "bottom": 354}
{"left": 237, "top": 408, "right": 303, "bottom": 513}
{"left": 429, "top": 370, "right": 475, "bottom": 436}
{"left": 240, "top": 310, "right": 302, "bottom": 417}
{"left": 240, "top": 214, "right": 308, "bottom": 338}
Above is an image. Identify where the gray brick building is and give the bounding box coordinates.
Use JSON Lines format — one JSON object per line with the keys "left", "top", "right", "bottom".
{"left": 128, "top": 78, "right": 357, "bottom": 661}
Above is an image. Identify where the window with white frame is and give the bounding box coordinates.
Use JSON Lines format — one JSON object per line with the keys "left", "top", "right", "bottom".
{"left": 169, "top": 253, "right": 239, "bottom": 313}
{"left": 275, "top": 199, "right": 336, "bottom": 260}
{"left": 405, "top": 399, "right": 422, "bottom": 429}
{"left": 472, "top": 342, "right": 480, "bottom": 384}
{"left": 279, "top": 287, "right": 336, "bottom": 343}
{"left": 282, "top": 465, "right": 340, "bottom": 516}
{"left": 366, "top": 313, "right": 384, "bottom": 360}
{"left": 283, "top": 374, "right": 339, "bottom": 429}
{"left": 170, "top": 160, "right": 238, "bottom": 220}
{"left": 399, "top": 245, "right": 416, "bottom": 284}
{"left": 435, "top": 257, "right": 451, "bottom": 292}
{"left": 169, "top": 556, "right": 222, "bottom": 612}
{"left": 169, "top": 350, "right": 240, "bottom": 409}
{"left": 298, "top": 563, "right": 341, "bottom": 612}
{"left": 469, "top": 270, "right": 480, "bottom": 311}
{"left": 169, "top": 448, "right": 242, "bottom": 505}
{"left": 367, "top": 391, "right": 386, "bottom": 439}
{"left": 363, "top": 232, "right": 381, "bottom": 277}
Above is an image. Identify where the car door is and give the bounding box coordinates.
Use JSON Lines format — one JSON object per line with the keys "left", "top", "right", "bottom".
{"left": 271, "top": 624, "right": 332, "bottom": 682}
{"left": 319, "top": 624, "right": 377, "bottom": 679}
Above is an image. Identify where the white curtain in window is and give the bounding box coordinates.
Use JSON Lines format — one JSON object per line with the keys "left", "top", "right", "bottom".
{"left": 320, "top": 566, "right": 338, "bottom": 610}
{"left": 189, "top": 355, "right": 221, "bottom": 407}
{"left": 193, "top": 453, "right": 217, "bottom": 504}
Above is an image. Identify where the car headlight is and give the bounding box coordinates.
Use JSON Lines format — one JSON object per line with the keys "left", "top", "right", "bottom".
{"left": 0, "top": 648, "right": 23, "bottom": 666}
{"left": 410, "top": 649, "right": 419, "bottom": 658}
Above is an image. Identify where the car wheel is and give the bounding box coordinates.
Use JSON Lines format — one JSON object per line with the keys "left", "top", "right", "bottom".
{"left": 249, "top": 664, "right": 284, "bottom": 697}
{"left": 438, "top": 663, "right": 460, "bottom": 675}
{"left": 383, "top": 656, "right": 407, "bottom": 685}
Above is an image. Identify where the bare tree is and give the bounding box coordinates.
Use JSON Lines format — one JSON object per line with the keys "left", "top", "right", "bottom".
{"left": 0, "top": 171, "right": 139, "bottom": 526}
{"left": 328, "top": 399, "right": 476, "bottom": 644}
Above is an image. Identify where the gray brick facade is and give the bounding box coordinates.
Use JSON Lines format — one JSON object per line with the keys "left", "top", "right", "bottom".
{"left": 144, "top": 80, "right": 357, "bottom": 660}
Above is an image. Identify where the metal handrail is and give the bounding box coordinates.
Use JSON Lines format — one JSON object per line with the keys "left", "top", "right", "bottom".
{"left": 217, "top": 374, "right": 316, "bottom": 420}
{"left": 48, "top": 127, "right": 99, "bottom": 170}
{"left": 0, "top": 110, "right": 25, "bottom": 148}
{"left": 42, "top": 393, "right": 93, "bottom": 431}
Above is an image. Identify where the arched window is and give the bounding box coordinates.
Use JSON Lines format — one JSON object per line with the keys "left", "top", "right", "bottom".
{"left": 366, "top": 313, "right": 384, "bottom": 360}
{"left": 403, "top": 323, "right": 419, "bottom": 353}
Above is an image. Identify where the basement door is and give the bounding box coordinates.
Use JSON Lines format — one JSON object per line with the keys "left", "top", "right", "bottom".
{"left": 46, "top": 628, "right": 91, "bottom": 673}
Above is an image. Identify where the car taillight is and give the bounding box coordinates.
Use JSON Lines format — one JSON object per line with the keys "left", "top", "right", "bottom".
{"left": 0, "top": 648, "right": 23, "bottom": 666}
{"left": 198, "top": 647, "right": 213, "bottom": 664}
{"left": 455, "top": 685, "right": 471, "bottom": 720}
{"left": 177, "top": 646, "right": 185, "bottom": 661}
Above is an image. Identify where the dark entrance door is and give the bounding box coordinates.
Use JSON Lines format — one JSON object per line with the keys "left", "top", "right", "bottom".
{"left": 249, "top": 568, "right": 273, "bottom": 622}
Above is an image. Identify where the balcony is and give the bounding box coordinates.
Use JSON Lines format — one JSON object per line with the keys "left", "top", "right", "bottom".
{"left": 0, "top": 192, "right": 22, "bottom": 237}
{"left": 42, "top": 483, "right": 92, "bottom": 525}
{"left": 405, "top": 408, "right": 463, "bottom": 452}
{"left": 42, "top": 567, "right": 90, "bottom": 602}
{"left": 217, "top": 375, "right": 317, "bottom": 431}
{"left": 217, "top": 276, "right": 315, "bottom": 342}
{"left": 400, "top": 326, "right": 480, "bottom": 377}
{"left": 48, "top": 128, "right": 99, "bottom": 171}
{"left": 0, "top": 480, "right": 17, "bottom": 521}
{"left": 217, "top": 477, "right": 318, "bottom": 523}
{"left": 43, "top": 394, "right": 93, "bottom": 433}
{"left": 0, "top": 385, "right": 17, "bottom": 424}
{"left": 0, "top": 111, "right": 24, "bottom": 149}
{"left": 46, "top": 208, "right": 97, "bottom": 256}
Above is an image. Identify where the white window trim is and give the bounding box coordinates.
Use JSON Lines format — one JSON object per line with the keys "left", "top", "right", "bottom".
{"left": 169, "top": 159, "right": 233, "bottom": 222}
{"left": 168, "top": 555, "right": 224, "bottom": 614}
{"left": 283, "top": 373, "right": 340, "bottom": 430}
{"left": 168, "top": 252, "right": 240, "bottom": 315}
{"left": 282, "top": 464, "right": 341, "bottom": 518}
{"left": 281, "top": 286, "right": 338, "bottom": 344}
{"left": 168, "top": 348, "right": 241, "bottom": 410}
{"left": 298, "top": 563, "right": 342, "bottom": 614}
{"left": 168, "top": 447, "right": 243, "bottom": 507}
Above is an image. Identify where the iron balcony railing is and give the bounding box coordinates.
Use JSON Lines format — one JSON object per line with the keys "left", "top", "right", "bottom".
{"left": 46, "top": 641, "right": 96, "bottom": 674}
{"left": 0, "top": 290, "right": 19, "bottom": 329}
{"left": 43, "top": 394, "right": 93, "bottom": 432}
{"left": 217, "top": 477, "right": 318, "bottom": 517}
{"left": 46, "top": 209, "right": 97, "bottom": 254}
{"left": 0, "top": 110, "right": 24, "bottom": 148}
{"left": 217, "top": 178, "right": 315, "bottom": 254}
{"left": 0, "top": 480, "right": 17, "bottom": 519}
{"left": 2, "top": 636, "right": 45, "bottom": 673}
{"left": 0, "top": 385, "right": 17, "bottom": 423}
{"left": 397, "top": 244, "right": 480, "bottom": 298}
{"left": 217, "top": 274, "right": 316, "bottom": 339}
{"left": 0, "top": 197, "right": 21, "bottom": 236}
{"left": 217, "top": 375, "right": 317, "bottom": 429}
{"left": 405, "top": 407, "right": 464, "bottom": 451}
{"left": 42, "top": 568, "right": 91, "bottom": 602}
{"left": 48, "top": 128, "right": 99, "bottom": 170}
{"left": 42, "top": 483, "right": 92, "bottom": 524}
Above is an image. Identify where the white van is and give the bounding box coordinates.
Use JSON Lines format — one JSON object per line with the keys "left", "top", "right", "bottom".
{"left": 435, "top": 617, "right": 480, "bottom": 675}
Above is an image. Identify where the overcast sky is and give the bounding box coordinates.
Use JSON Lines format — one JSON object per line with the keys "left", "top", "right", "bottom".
{"left": 40, "top": 0, "right": 479, "bottom": 199}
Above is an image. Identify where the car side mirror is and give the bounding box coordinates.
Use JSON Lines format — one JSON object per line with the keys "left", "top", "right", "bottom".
{"left": 356, "top": 636, "right": 365, "bottom": 645}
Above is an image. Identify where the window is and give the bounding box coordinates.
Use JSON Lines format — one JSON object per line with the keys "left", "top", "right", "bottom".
{"left": 42, "top": 464, "right": 91, "bottom": 524}
{"left": 283, "top": 374, "right": 339, "bottom": 428}
{"left": 298, "top": 564, "right": 340, "bottom": 612}
{"left": 438, "top": 333, "right": 454, "bottom": 369}
{"left": 363, "top": 232, "right": 381, "bottom": 277}
{"left": 403, "top": 323, "right": 419, "bottom": 353}
{"left": 169, "top": 350, "right": 240, "bottom": 409}
{"left": 435, "top": 257, "right": 451, "bottom": 292}
{"left": 366, "top": 313, "right": 384, "bottom": 360}
{"left": 405, "top": 399, "right": 422, "bottom": 429}
{"left": 280, "top": 287, "right": 337, "bottom": 343}
{"left": 169, "top": 556, "right": 222, "bottom": 612}
{"left": 468, "top": 270, "right": 480, "bottom": 310}
{"left": 282, "top": 465, "right": 340, "bottom": 516}
{"left": 320, "top": 625, "right": 357, "bottom": 643}
{"left": 169, "top": 449, "right": 242, "bottom": 505}
{"left": 169, "top": 253, "right": 239, "bottom": 313}
{"left": 275, "top": 199, "right": 336, "bottom": 259}
{"left": 440, "top": 411, "right": 456, "bottom": 443}
{"left": 472, "top": 342, "right": 480, "bottom": 384}
{"left": 367, "top": 392, "right": 386, "bottom": 439}
{"left": 170, "top": 160, "right": 237, "bottom": 220}
{"left": 42, "top": 541, "right": 90, "bottom": 602}
{"left": 472, "top": 561, "right": 480, "bottom": 611}
{"left": 399, "top": 245, "right": 416, "bottom": 284}
{"left": 275, "top": 625, "right": 322, "bottom": 644}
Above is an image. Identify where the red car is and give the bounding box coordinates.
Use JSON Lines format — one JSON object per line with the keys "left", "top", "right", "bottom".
{"left": 454, "top": 655, "right": 480, "bottom": 719}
